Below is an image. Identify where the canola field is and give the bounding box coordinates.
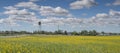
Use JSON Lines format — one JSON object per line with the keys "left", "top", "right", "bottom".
{"left": 0, "top": 35, "right": 120, "bottom": 53}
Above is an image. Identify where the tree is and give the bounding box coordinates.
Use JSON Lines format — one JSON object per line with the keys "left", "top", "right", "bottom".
{"left": 88, "top": 30, "right": 93, "bottom": 35}
{"left": 71, "top": 31, "right": 79, "bottom": 35}
{"left": 80, "top": 30, "right": 88, "bottom": 35}
{"left": 91, "top": 30, "right": 98, "bottom": 36}
{"left": 54, "top": 30, "right": 63, "bottom": 34}
{"left": 64, "top": 30, "right": 68, "bottom": 35}
{"left": 101, "top": 31, "right": 105, "bottom": 35}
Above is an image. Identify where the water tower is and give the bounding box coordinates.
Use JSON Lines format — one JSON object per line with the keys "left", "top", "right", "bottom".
{"left": 38, "top": 21, "right": 41, "bottom": 32}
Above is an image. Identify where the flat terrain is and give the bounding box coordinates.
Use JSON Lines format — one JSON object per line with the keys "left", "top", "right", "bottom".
{"left": 0, "top": 35, "right": 120, "bottom": 53}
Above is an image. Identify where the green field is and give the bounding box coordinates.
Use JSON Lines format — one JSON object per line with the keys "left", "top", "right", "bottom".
{"left": 0, "top": 35, "right": 120, "bottom": 53}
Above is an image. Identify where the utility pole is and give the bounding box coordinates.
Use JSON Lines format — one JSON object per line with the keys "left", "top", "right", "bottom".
{"left": 8, "top": 22, "right": 12, "bottom": 35}
{"left": 57, "top": 24, "right": 59, "bottom": 31}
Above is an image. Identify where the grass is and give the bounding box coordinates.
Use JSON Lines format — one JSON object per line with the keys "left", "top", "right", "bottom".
{"left": 0, "top": 35, "right": 120, "bottom": 53}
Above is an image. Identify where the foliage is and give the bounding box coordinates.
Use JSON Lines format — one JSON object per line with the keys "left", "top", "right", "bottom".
{"left": 71, "top": 31, "right": 79, "bottom": 35}
{"left": 0, "top": 30, "right": 120, "bottom": 36}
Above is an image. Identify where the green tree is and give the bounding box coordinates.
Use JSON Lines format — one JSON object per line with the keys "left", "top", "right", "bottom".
{"left": 64, "top": 30, "right": 68, "bottom": 35}
{"left": 71, "top": 31, "right": 79, "bottom": 35}
{"left": 54, "top": 30, "right": 63, "bottom": 34}
{"left": 101, "top": 31, "right": 105, "bottom": 35}
{"left": 80, "top": 30, "right": 88, "bottom": 35}
{"left": 91, "top": 30, "right": 98, "bottom": 36}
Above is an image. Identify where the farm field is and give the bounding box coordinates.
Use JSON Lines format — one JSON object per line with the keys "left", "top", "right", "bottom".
{"left": 0, "top": 35, "right": 120, "bottom": 53}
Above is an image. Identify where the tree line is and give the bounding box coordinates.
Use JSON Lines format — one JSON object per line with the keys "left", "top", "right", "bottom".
{"left": 0, "top": 30, "right": 120, "bottom": 36}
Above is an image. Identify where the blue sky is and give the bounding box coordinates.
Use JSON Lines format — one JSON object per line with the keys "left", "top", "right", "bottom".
{"left": 0, "top": 0, "right": 120, "bottom": 33}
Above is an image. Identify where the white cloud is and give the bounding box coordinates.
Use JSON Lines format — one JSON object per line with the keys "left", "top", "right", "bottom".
{"left": 1, "top": 9, "right": 120, "bottom": 27}
{"left": 113, "top": 0, "right": 120, "bottom": 5}
{"left": 107, "top": 0, "right": 120, "bottom": 6}
{"left": 96, "top": 13, "right": 108, "bottom": 18}
{"left": 15, "top": 2, "right": 40, "bottom": 10}
{"left": 4, "top": 6, "right": 18, "bottom": 10}
{"left": 12, "top": 15, "right": 39, "bottom": 26}
{"left": 109, "top": 9, "right": 120, "bottom": 16}
{"left": 15, "top": 1, "right": 72, "bottom": 17}
{"left": 40, "top": 6, "right": 72, "bottom": 17}
{"left": 70, "top": 0, "right": 97, "bottom": 9}
{"left": 4, "top": 9, "right": 35, "bottom": 15}
{"left": 0, "top": 15, "right": 39, "bottom": 26}
{"left": 1, "top": 1, "right": 73, "bottom": 26}
{"left": 88, "top": 10, "right": 120, "bottom": 26}
{"left": 0, "top": 16, "right": 83, "bottom": 27}
{"left": 4, "top": 10, "right": 18, "bottom": 15}
{"left": 2, "top": 7, "right": 39, "bottom": 26}
{"left": 1, "top": 1, "right": 120, "bottom": 27}
{"left": 40, "top": 17, "right": 83, "bottom": 26}
{"left": 0, "top": 19, "right": 4, "bottom": 24}
{"left": 0, "top": 17, "right": 19, "bottom": 26}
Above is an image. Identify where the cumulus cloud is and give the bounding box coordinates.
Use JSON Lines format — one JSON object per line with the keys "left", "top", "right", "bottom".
{"left": 0, "top": 17, "right": 19, "bottom": 26}
{"left": 4, "top": 6, "right": 18, "bottom": 10}
{"left": 0, "top": 19, "right": 4, "bottom": 24}
{"left": 1, "top": 8, "right": 120, "bottom": 27}
{"left": 1, "top": 1, "right": 73, "bottom": 26}
{"left": 1, "top": 0, "right": 120, "bottom": 27}
{"left": 70, "top": 0, "right": 97, "bottom": 9}
{"left": 109, "top": 9, "right": 120, "bottom": 16}
{"left": 40, "top": 17, "right": 83, "bottom": 26}
{"left": 0, "top": 16, "right": 83, "bottom": 27}
{"left": 4, "top": 9, "right": 35, "bottom": 15}
{"left": 88, "top": 10, "right": 120, "bottom": 26}
{"left": 106, "top": 0, "right": 120, "bottom": 6}
{"left": 15, "top": 2, "right": 40, "bottom": 10}
{"left": 10, "top": 15, "right": 39, "bottom": 26}
{"left": 0, "top": 15, "right": 39, "bottom": 26}
{"left": 2, "top": 7, "right": 39, "bottom": 26}
{"left": 96, "top": 13, "right": 108, "bottom": 18}
{"left": 40, "top": 6, "right": 72, "bottom": 17}
{"left": 15, "top": 1, "right": 72, "bottom": 17}
{"left": 113, "top": 0, "right": 120, "bottom": 5}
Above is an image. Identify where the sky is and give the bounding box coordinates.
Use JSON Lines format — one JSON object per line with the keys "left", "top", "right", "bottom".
{"left": 0, "top": 0, "right": 120, "bottom": 33}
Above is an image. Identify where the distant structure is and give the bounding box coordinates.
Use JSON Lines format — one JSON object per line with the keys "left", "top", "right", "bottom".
{"left": 57, "top": 24, "right": 60, "bottom": 31}
{"left": 8, "top": 22, "right": 13, "bottom": 35}
{"left": 38, "top": 21, "right": 41, "bottom": 32}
